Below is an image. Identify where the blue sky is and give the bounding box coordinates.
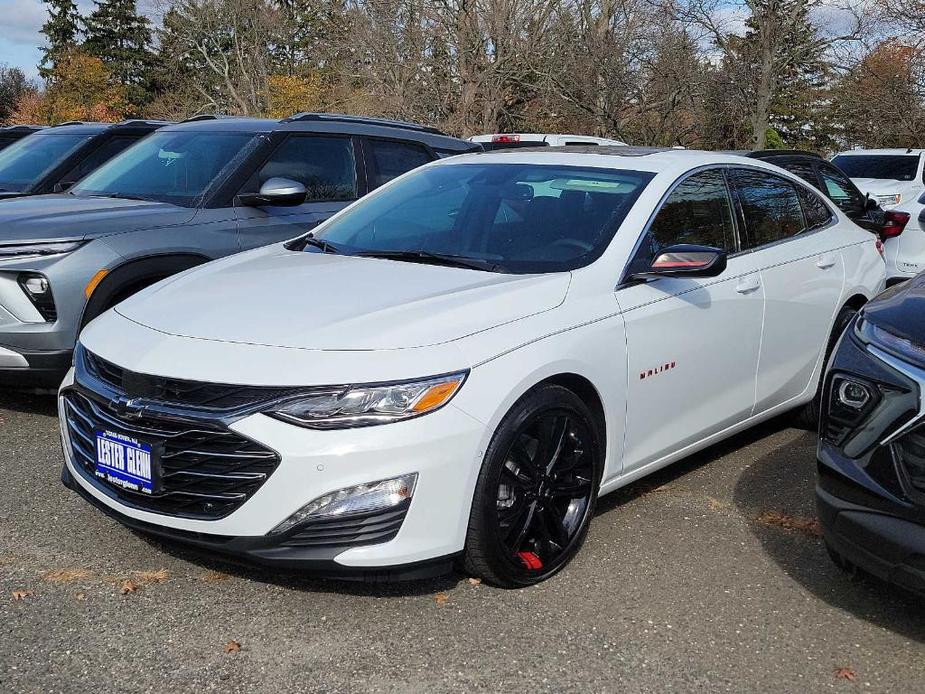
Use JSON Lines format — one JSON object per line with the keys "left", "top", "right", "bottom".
{"left": 0, "top": 0, "right": 158, "bottom": 79}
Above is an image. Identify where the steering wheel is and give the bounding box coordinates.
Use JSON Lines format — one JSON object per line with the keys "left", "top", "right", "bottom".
{"left": 547, "top": 238, "right": 594, "bottom": 254}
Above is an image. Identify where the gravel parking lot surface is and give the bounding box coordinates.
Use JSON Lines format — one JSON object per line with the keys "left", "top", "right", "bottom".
{"left": 1, "top": 390, "right": 923, "bottom": 693}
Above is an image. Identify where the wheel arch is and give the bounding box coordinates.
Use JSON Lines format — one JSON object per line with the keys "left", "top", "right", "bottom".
{"left": 79, "top": 253, "right": 212, "bottom": 328}
{"left": 537, "top": 372, "right": 607, "bottom": 451}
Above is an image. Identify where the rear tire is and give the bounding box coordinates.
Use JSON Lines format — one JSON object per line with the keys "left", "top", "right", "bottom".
{"left": 795, "top": 304, "right": 858, "bottom": 430}
{"left": 463, "top": 384, "right": 604, "bottom": 587}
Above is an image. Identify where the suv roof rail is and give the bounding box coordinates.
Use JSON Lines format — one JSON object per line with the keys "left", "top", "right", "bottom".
{"left": 52, "top": 120, "right": 94, "bottom": 127}
{"left": 283, "top": 112, "right": 446, "bottom": 136}
{"left": 747, "top": 149, "right": 823, "bottom": 159}
{"left": 115, "top": 119, "right": 172, "bottom": 127}
{"left": 180, "top": 114, "right": 234, "bottom": 123}
{"left": 1, "top": 124, "right": 43, "bottom": 131}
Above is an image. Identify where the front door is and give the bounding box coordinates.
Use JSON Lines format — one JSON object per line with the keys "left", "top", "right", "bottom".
{"left": 234, "top": 134, "right": 361, "bottom": 250}
{"left": 617, "top": 168, "right": 764, "bottom": 471}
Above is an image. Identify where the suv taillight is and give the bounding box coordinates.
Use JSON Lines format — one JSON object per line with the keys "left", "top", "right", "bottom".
{"left": 491, "top": 134, "right": 520, "bottom": 143}
{"left": 881, "top": 211, "right": 910, "bottom": 239}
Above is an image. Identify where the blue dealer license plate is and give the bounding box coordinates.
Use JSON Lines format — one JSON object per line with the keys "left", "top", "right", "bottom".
{"left": 94, "top": 430, "right": 157, "bottom": 495}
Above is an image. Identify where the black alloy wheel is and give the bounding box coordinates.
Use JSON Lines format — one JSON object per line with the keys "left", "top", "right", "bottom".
{"left": 463, "top": 384, "right": 603, "bottom": 587}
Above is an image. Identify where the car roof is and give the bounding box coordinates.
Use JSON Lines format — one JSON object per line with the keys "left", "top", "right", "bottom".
{"left": 440, "top": 146, "right": 792, "bottom": 175}
{"left": 31, "top": 120, "right": 171, "bottom": 136}
{"left": 834, "top": 149, "right": 925, "bottom": 157}
{"left": 162, "top": 112, "right": 475, "bottom": 150}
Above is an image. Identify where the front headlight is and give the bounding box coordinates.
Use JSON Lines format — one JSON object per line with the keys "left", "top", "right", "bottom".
{"left": 0, "top": 240, "right": 84, "bottom": 259}
{"left": 855, "top": 315, "right": 925, "bottom": 366}
{"left": 266, "top": 371, "right": 468, "bottom": 428}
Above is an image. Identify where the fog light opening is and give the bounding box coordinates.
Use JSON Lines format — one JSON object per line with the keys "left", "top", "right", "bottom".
{"left": 269, "top": 473, "right": 418, "bottom": 536}
{"left": 837, "top": 379, "right": 871, "bottom": 410}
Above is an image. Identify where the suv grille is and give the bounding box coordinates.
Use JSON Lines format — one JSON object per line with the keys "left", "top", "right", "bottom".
{"left": 63, "top": 389, "right": 280, "bottom": 519}
{"left": 83, "top": 348, "right": 299, "bottom": 412}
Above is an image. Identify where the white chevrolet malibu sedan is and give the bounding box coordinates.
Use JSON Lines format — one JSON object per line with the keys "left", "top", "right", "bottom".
{"left": 59, "top": 148, "right": 886, "bottom": 586}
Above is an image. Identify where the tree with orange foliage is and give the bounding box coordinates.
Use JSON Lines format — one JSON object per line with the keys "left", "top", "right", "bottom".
{"left": 831, "top": 40, "right": 925, "bottom": 148}
{"left": 10, "top": 50, "right": 128, "bottom": 125}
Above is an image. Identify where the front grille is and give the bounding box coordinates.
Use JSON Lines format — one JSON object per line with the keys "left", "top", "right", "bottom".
{"left": 83, "top": 348, "right": 300, "bottom": 412}
{"left": 63, "top": 389, "right": 280, "bottom": 519}
{"left": 279, "top": 502, "right": 410, "bottom": 549}
{"left": 895, "top": 425, "right": 925, "bottom": 497}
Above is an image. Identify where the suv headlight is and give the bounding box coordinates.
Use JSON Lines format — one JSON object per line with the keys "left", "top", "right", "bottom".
{"left": 0, "top": 240, "right": 84, "bottom": 259}
{"left": 266, "top": 372, "right": 468, "bottom": 428}
{"left": 855, "top": 315, "right": 925, "bottom": 366}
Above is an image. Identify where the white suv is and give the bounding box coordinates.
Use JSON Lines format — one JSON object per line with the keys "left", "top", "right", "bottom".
{"left": 831, "top": 149, "right": 925, "bottom": 281}
{"left": 59, "top": 149, "right": 885, "bottom": 586}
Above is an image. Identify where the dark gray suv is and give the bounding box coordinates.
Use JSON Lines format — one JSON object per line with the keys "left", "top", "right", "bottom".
{"left": 0, "top": 113, "right": 479, "bottom": 385}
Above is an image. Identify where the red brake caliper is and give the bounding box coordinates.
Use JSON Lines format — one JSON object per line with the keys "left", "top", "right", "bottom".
{"left": 517, "top": 551, "right": 543, "bottom": 570}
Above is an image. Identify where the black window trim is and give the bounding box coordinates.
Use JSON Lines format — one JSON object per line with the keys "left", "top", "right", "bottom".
{"left": 361, "top": 135, "right": 436, "bottom": 192}
{"left": 230, "top": 131, "right": 365, "bottom": 207}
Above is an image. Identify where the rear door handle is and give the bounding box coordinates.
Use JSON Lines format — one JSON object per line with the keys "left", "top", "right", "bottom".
{"left": 816, "top": 255, "right": 836, "bottom": 269}
{"left": 735, "top": 277, "right": 760, "bottom": 294}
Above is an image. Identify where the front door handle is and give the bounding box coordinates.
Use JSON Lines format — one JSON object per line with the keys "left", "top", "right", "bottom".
{"left": 735, "top": 277, "right": 761, "bottom": 294}
{"left": 816, "top": 255, "right": 836, "bottom": 269}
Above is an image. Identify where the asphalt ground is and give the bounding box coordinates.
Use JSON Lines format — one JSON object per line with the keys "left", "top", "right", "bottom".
{"left": 1, "top": 390, "right": 923, "bottom": 693}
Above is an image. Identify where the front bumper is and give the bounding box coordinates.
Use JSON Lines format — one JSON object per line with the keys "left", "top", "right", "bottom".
{"left": 59, "top": 367, "right": 489, "bottom": 574}
{"left": 816, "top": 485, "right": 925, "bottom": 596}
{"left": 0, "top": 345, "right": 71, "bottom": 387}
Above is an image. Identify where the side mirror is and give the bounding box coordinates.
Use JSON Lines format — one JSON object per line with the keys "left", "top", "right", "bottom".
{"left": 632, "top": 244, "right": 728, "bottom": 279}
{"left": 865, "top": 194, "right": 879, "bottom": 211}
{"left": 237, "top": 177, "right": 307, "bottom": 207}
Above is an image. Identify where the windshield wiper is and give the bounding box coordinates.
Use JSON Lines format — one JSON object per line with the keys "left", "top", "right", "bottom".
{"left": 300, "top": 234, "right": 342, "bottom": 254}
{"left": 358, "top": 249, "right": 504, "bottom": 272}
{"left": 90, "top": 193, "right": 153, "bottom": 202}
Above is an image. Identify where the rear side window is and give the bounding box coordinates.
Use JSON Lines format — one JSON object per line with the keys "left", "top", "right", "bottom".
{"left": 831, "top": 154, "right": 918, "bottom": 181}
{"left": 818, "top": 164, "right": 865, "bottom": 214}
{"left": 245, "top": 135, "right": 357, "bottom": 202}
{"left": 648, "top": 169, "right": 736, "bottom": 251}
{"left": 367, "top": 139, "right": 432, "bottom": 188}
{"left": 730, "top": 169, "right": 804, "bottom": 248}
{"left": 796, "top": 186, "right": 833, "bottom": 229}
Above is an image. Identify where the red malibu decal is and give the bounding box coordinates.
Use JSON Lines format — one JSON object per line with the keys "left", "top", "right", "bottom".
{"left": 640, "top": 361, "right": 676, "bottom": 380}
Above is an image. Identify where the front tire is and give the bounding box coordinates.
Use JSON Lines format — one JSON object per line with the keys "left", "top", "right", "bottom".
{"left": 463, "top": 384, "right": 604, "bottom": 587}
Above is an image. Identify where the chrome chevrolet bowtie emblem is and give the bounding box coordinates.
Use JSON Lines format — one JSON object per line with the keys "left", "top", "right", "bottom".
{"left": 113, "top": 397, "right": 147, "bottom": 420}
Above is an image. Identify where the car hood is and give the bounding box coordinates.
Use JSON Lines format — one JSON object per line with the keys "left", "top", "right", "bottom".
{"left": 115, "top": 246, "right": 571, "bottom": 351}
{"left": 851, "top": 178, "right": 919, "bottom": 201}
{"left": 0, "top": 194, "right": 195, "bottom": 243}
{"left": 862, "top": 273, "right": 925, "bottom": 347}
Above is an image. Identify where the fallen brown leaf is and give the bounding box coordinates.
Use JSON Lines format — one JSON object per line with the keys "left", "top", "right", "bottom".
{"left": 754, "top": 510, "right": 823, "bottom": 538}
{"left": 708, "top": 497, "right": 730, "bottom": 512}
{"left": 133, "top": 569, "right": 169, "bottom": 585}
{"left": 11, "top": 590, "right": 33, "bottom": 601}
{"left": 834, "top": 667, "right": 857, "bottom": 682}
{"left": 201, "top": 570, "right": 230, "bottom": 583}
{"left": 434, "top": 592, "right": 449, "bottom": 605}
{"left": 75, "top": 592, "right": 87, "bottom": 601}
{"left": 119, "top": 579, "right": 139, "bottom": 595}
{"left": 224, "top": 640, "right": 242, "bottom": 654}
{"left": 42, "top": 569, "right": 92, "bottom": 584}
{"left": 467, "top": 577, "right": 482, "bottom": 586}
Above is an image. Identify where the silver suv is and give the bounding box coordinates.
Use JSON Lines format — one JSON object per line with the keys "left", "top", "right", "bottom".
{"left": 0, "top": 113, "right": 478, "bottom": 386}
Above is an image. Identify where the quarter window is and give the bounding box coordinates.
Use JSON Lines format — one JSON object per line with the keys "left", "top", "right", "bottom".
{"left": 648, "top": 169, "right": 736, "bottom": 251}
{"left": 367, "top": 139, "right": 432, "bottom": 188}
{"left": 245, "top": 135, "right": 357, "bottom": 202}
{"left": 796, "top": 185, "right": 833, "bottom": 229}
{"left": 730, "top": 169, "right": 804, "bottom": 248}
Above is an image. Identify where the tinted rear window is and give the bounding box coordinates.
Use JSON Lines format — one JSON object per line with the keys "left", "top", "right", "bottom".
{"left": 831, "top": 155, "right": 919, "bottom": 181}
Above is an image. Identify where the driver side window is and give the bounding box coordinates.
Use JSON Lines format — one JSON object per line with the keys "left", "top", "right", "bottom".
{"left": 628, "top": 169, "right": 735, "bottom": 276}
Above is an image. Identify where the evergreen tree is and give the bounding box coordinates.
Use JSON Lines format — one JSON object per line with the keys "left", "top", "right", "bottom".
{"left": 83, "top": 0, "right": 152, "bottom": 101}
{"left": 39, "top": 0, "right": 82, "bottom": 80}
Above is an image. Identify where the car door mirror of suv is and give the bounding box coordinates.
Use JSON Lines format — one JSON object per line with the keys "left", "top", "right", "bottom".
{"left": 238, "top": 177, "right": 307, "bottom": 207}
{"left": 864, "top": 194, "right": 880, "bottom": 212}
{"left": 632, "top": 244, "right": 728, "bottom": 280}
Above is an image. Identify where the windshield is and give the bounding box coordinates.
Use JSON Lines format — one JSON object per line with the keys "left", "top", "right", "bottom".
{"left": 71, "top": 131, "right": 257, "bottom": 206}
{"left": 313, "top": 163, "right": 654, "bottom": 273}
{"left": 831, "top": 155, "right": 920, "bottom": 182}
{"left": 0, "top": 133, "right": 89, "bottom": 192}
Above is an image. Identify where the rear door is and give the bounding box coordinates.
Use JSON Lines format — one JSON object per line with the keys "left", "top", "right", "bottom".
{"left": 618, "top": 168, "right": 763, "bottom": 470}
{"left": 233, "top": 134, "right": 362, "bottom": 249}
{"left": 727, "top": 167, "right": 845, "bottom": 413}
